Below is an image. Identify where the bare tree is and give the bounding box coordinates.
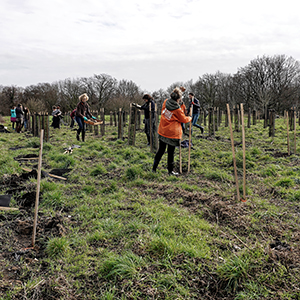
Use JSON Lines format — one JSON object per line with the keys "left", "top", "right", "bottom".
{"left": 237, "top": 55, "right": 300, "bottom": 113}
{"left": 23, "top": 83, "right": 59, "bottom": 112}
{"left": 152, "top": 88, "right": 169, "bottom": 112}
{"left": 81, "top": 74, "right": 117, "bottom": 110}
{"left": 0, "top": 85, "right": 22, "bottom": 115}
{"left": 57, "top": 78, "right": 84, "bottom": 112}
{"left": 105, "top": 79, "right": 142, "bottom": 111}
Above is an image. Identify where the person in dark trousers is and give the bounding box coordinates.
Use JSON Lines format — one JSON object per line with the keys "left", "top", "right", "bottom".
{"left": 75, "top": 93, "right": 96, "bottom": 142}
{"left": 15, "top": 104, "right": 24, "bottom": 133}
{"left": 56, "top": 105, "right": 62, "bottom": 127}
{"left": 133, "top": 94, "right": 156, "bottom": 146}
{"left": 23, "top": 107, "right": 29, "bottom": 130}
{"left": 153, "top": 87, "right": 191, "bottom": 175}
{"left": 187, "top": 92, "right": 204, "bottom": 134}
{"left": 51, "top": 105, "right": 61, "bottom": 129}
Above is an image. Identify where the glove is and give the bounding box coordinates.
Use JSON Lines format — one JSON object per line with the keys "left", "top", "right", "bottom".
{"left": 192, "top": 102, "right": 195, "bottom": 105}
{"left": 92, "top": 116, "right": 96, "bottom": 120}
{"left": 83, "top": 117, "right": 88, "bottom": 121}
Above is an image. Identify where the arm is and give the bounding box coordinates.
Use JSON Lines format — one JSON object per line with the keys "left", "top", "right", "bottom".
{"left": 193, "top": 98, "right": 200, "bottom": 108}
{"left": 134, "top": 103, "right": 147, "bottom": 110}
{"left": 86, "top": 104, "right": 96, "bottom": 119}
{"left": 176, "top": 108, "right": 192, "bottom": 124}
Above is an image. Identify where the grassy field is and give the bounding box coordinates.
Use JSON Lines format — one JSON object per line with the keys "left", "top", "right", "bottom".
{"left": 0, "top": 115, "right": 300, "bottom": 299}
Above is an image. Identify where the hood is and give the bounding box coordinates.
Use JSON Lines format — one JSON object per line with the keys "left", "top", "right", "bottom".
{"left": 165, "top": 98, "right": 180, "bottom": 111}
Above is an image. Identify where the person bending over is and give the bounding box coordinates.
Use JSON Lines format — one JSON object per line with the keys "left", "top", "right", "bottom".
{"left": 75, "top": 93, "right": 96, "bottom": 142}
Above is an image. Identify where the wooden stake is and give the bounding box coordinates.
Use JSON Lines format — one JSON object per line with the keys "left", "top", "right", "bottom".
{"left": 149, "top": 101, "right": 153, "bottom": 152}
{"left": 226, "top": 104, "right": 240, "bottom": 201}
{"left": 0, "top": 207, "right": 19, "bottom": 211}
{"left": 16, "top": 157, "right": 39, "bottom": 161}
{"left": 240, "top": 104, "right": 247, "bottom": 202}
{"left": 294, "top": 110, "right": 297, "bottom": 154}
{"left": 47, "top": 173, "right": 67, "bottom": 181}
{"left": 286, "top": 111, "right": 290, "bottom": 156}
{"left": 188, "top": 105, "right": 193, "bottom": 173}
{"left": 32, "top": 129, "right": 44, "bottom": 247}
{"left": 179, "top": 141, "right": 182, "bottom": 174}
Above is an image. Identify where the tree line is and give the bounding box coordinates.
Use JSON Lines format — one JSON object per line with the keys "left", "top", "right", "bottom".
{"left": 1, "top": 54, "right": 299, "bottom": 116}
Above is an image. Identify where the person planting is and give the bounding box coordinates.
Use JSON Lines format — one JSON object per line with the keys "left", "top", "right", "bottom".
{"left": 75, "top": 93, "right": 96, "bottom": 142}
{"left": 132, "top": 94, "right": 156, "bottom": 146}
{"left": 152, "top": 87, "right": 192, "bottom": 175}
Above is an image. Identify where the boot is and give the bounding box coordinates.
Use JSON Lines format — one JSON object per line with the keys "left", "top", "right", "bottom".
{"left": 76, "top": 128, "right": 81, "bottom": 141}
{"left": 152, "top": 160, "right": 159, "bottom": 173}
{"left": 82, "top": 130, "right": 85, "bottom": 142}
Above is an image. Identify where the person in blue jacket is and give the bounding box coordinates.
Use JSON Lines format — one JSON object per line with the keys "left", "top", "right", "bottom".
{"left": 187, "top": 92, "right": 204, "bottom": 135}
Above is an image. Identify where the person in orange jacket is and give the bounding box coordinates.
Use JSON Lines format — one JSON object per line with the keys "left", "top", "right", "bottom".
{"left": 152, "top": 87, "right": 192, "bottom": 175}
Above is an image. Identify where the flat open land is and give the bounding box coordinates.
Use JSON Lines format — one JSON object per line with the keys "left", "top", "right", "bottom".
{"left": 0, "top": 116, "right": 300, "bottom": 299}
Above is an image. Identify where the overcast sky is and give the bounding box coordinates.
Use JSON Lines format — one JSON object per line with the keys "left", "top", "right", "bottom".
{"left": 1, "top": 0, "right": 299, "bottom": 92}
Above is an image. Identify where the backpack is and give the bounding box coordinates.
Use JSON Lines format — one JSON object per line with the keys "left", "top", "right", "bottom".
{"left": 181, "top": 139, "right": 193, "bottom": 148}
{"left": 70, "top": 109, "right": 76, "bottom": 118}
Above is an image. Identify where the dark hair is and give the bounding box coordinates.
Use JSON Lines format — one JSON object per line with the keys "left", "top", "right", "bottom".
{"left": 189, "top": 92, "right": 194, "bottom": 97}
{"left": 170, "top": 87, "right": 182, "bottom": 100}
{"left": 17, "top": 103, "right": 22, "bottom": 107}
{"left": 142, "top": 94, "right": 153, "bottom": 101}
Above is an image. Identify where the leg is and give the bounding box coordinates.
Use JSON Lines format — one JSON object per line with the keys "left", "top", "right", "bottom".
{"left": 82, "top": 121, "right": 86, "bottom": 142}
{"left": 192, "top": 114, "right": 204, "bottom": 133}
{"left": 16, "top": 121, "right": 21, "bottom": 133}
{"left": 151, "top": 119, "right": 156, "bottom": 146}
{"left": 144, "top": 119, "right": 150, "bottom": 145}
{"left": 76, "top": 116, "right": 83, "bottom": 140}
{"left": 167, "top": 145, "right": 176, "bottom": 174}
{"left": 153, "top": 140, "right": 167, "bottom": 172}
{"left": 146, "top": 133, "right": 150, "bottom": 145}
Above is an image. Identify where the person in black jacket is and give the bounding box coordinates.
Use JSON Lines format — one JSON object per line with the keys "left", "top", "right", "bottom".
{"left": 52, "top": 105, "right": 62, "bottom": 129}
{"left": 133, "top": 94, "right": 156, "bottom": 146}
{"left": 15, "top": 104, "right": 24, "bottom": 133}
{"left": 187, "top": 92, "right": 204, "bottom": 134}
{"left": 23, "top": 107, "right": 29, "bottom": 130}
